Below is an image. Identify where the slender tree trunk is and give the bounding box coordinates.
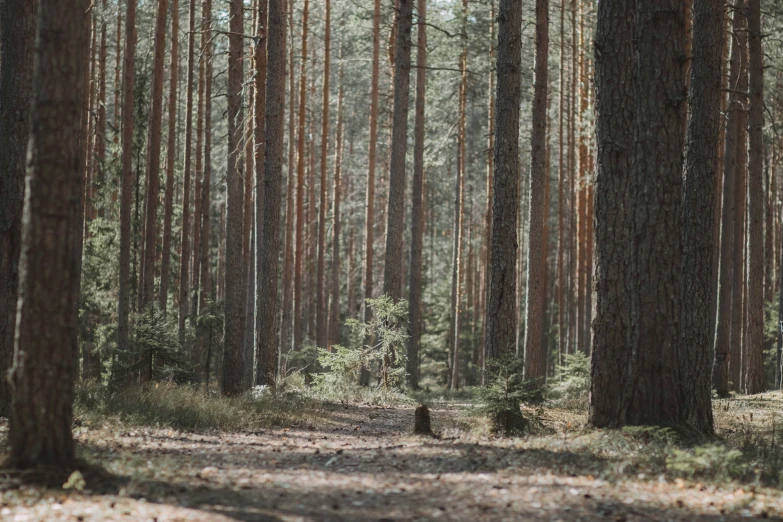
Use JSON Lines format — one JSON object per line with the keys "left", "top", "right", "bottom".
{"left": 362, "top": 0, "right": 381, "bottom": 325}
{"left": 222, "top": 0, "right": 246, "bottom": 394}
{"left": 523, "top": 0, "right": 549, "bottom": 387}
{"left": 315, "top": 0, "right": 332, "bottom": 350}
{"left": 8, "top": 0, "right": 88, "bottom": 468}
{"left": 160, "top": 0, "right": 180, "bottom": 314}
{"left": 713, "top": 2, "right": 744, "bottom": 397}
{"left": 254, "top": 0, "right": 269, "bottom": 381}
{"left": 96, "top": 0, "right": 108, "bottom": 218}
{"left": 117, "top": 0, "right": 137, "bottom": 357}
{"left": 294, "top": 0, "right": 310, "bottom": 352}
{"left": 0, "top": 0, "right": 37, "bottom": 415}
{"left": 382, "top": 0, "right": 413, "bottom": 301}
{"left": 730, "top": 4, "right": 749, "bottom": 393}
{"left": 407, "top": 0, "right": 427, "bottom": 389}
{"left": 486, "top": 0, "right": 522, "bottom": 361}
{"left": 280, "top": 0, "right": 297, "bottom": 363}
{"left": 256, "top": 0, "right": 286, "bottom": 387}
{"left": 329, "top": 40, "right": 346, "bottom": 351}
{"left": 679, "top": 0, "right": 723, "bottom": 434}
{"left": 178, "top": 0, "right": 197, "bottom": 344}
{"left": 141, "top": 0, "right": 168, "bottom": 315}
{"left": 620, "top": 0, "right": 685, "bottom": 427}
{"left": 556, "top": 0, "right": 565, "bottom": 368}
{"left": 744, "top": 0, "right": 764, "bottom": 394}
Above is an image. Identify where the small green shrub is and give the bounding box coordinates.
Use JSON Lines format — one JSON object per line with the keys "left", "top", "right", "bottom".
{"left": 547, "top": 352, "right": 590, "bottom": 411}
{"left": 475, "top": 354, "right": 537, "bottom": 435}
{"left": 666, "top": 444, "right": 745, "bottom": 482}
{"left": 622, "top": 425, "right": 678, "bottom": 445}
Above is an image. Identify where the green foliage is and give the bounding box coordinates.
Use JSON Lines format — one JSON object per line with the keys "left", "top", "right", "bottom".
{"left": 622, "top": 425, "right": 679, "bottom": 445}
{"left": 75, "top": 379, "right": 322, "bottom": 432}
{"left": 666, "top": 445, "right": 745, "bottom": 482}
{"left": 475, "top": 354, "right": 536, "bottom": 435}
{"left": 547, "top": 352, "right": 590, "bottom": 411}
{"left": 111, "top": 305, "right": 193, "bottom": 385}
{"left": 316, "top": 296, "right": 409, "bottom": 390}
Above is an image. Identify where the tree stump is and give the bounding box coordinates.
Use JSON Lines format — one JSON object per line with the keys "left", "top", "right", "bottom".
{"left": 414, "top": 405, "right": 433, "bottom": 436}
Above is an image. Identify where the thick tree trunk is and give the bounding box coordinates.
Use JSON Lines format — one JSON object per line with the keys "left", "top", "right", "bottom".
{"left": 523, "top": 0, "right": 549, "bottom": 387}
{"left": 407, "top": 0, "right": 427, "bottom": 389}
{"left": 679, "top": 0, "right": 723, "bottom": 434}
{"left": 141, "top": 0, "right": 168, "bottom": 313}
{"left": 117, "top": 0, "right": 137, "bottom": 357}
{"left": 178, "top": 0, "right": 197, "bottom": 344}
{"left": 620, "top": 0, "right": 685, "bottom": 427}
{"left": 160, "top": 0, "right": 180, "bottom": 314}
{"left": 744, "top": 0, "right": 764, "bottom": 394}
{"left": 8, "top": 0, "right": 87, "bottom": 468}
{"left": 590, "top": 0, "right": 635, "bottom": 428}
{"left": 255, "top": 0, "right": 286, "bottom": 387}
{"left": 485, "top": 0, "right": 522, "bottom": 361}
{"left": 713, "top": 2, "right": 744, "bottom": 397}
{"left": 382, "top": 0, "right": 413, "bottom": 301}
{"left": 222, "top": 0, "right": 246, "bottom": 394}
{"left": 0, "top": 0, "right": 37, "bottom": 416}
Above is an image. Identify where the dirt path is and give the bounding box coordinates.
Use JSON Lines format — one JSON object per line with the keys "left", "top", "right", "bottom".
{"left": 1, "top": 404, "right": 781, "bottom": 521}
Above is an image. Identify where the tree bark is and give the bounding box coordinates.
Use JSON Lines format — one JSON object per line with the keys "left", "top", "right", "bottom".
{"left": 160, "top": 0, "right": 180, "bottom": 314}
{"left": 255, "top": 0, "right": 286, "bottom": 387}
{"left": 407, "top": 0, "right": 426, "bottom": 389}
{"left": 294, "top": 0, "right": 310, "bottom": 352}
{"left": 382, "top": 0, "right": 413, "bottom": 301}
{"left": 0, "top": 0, "right": 37, "bottom": 416}
{"left": 8, "top": 0, "right": 88, "bottom": 468}
{"left": 316, "top": 0, "right": 331, "bottom": 350}
{"left": 329, "top": 39, "right": 346, "bottom": 351}
{"left": 744, "top": 0, "right": 764, "bottom": 394}
{"left": 485, "top": 0, "right": 522, "bottom": 361}
{"left": 713, "top": 2, "right": 744, "bottom": 398}
{"left": 523, "top": 0, "right": 549, "bottom": 387}
{"left": 620, "top": 0, "right": 685, "bottom": 427}
{"left": 141, "top": 0, "right": 168, "bottom": 313}
{"left": 178, "top": 0, "right": 197, "bottom": 344}
{"left": 679, "top": 0, "right": 723, "bottom": 434}
{"left": 117, "top": 0, "right": 137, "bottom": 357}
{"left": 222, "top": 0, "right": 246, "bottom": 394}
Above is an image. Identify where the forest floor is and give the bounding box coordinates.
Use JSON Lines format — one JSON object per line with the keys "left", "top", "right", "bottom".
{"left": 1, "top": 395, "right": 783, "bottom": 521}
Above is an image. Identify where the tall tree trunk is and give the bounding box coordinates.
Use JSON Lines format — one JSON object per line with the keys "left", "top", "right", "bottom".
{"left": 590, "top": 0, "right": 634, "bottom": 428}
{"left": 96, "top": 0, "right": 108, "bottom": 218}
{"left": 222, "top": 0, "right": 246, "bottom": 394}
{"left": 315, "top": 0, "right": 332, "bottom": 350}
{"left": 178, "top": 0, "right": 197, "bottom": 344}
{"left": 523, "top": 0, "right": 549, "bottom": 387}
{"left": 362, "top": 0, "right": 381, "bottom": 326}
{"left": 160, "top": 0, "right": 180, "bottom": 314}
{"left": 294, "top": 0, "right": 310, "bottom": 351}
{"left": 256, "top": 0, "right": 286, "bottom": 387}
{"left": 679, "top": 0, "right": 723, "bottom": 434}
{"left": 744, "top": 0, "right": 764, "bottom": 394}
{"left": 407, "top": 0, "right": 427, "bottom": 389}
{"left": 382, "top": 0, "right": 413, "bottom": 301}
{"left": 117, "top": 0, "right": 137, "bottom": 357}
{"left": 329, "top": 39, "right": 346, "bottom": 351}
{"left": 253, "top": 0, "right": 269, "bottom": 381}
{"left": 485, "top": 0, "right": 522, "bottom": 361}
{"left": 280, "top": 0, "right": 297, "bottom": 363}
{"left": 556, "top": 0, "right": 565, "bottom": 368}
{"left": 141, "top": 0, "right": 168, "bottom": 314}
{"left": 713, "top": 2, "right": 744, "bottom": 397}
{"left": 730, "top": 4, "right": 749, "bottom": 393}
{"left": 620, "top": 0, "right": 685, "bottom": 427}
{"left": 0, "top": 0, "right": 37, "bottom": 415}
{"left": 8, "top": 0, "right": 87, "bottom": 468}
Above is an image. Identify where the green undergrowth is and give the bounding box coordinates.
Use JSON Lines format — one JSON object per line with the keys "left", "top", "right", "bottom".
{"left": 74, "top": 380, "right": 325, "bottom": 432}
